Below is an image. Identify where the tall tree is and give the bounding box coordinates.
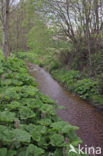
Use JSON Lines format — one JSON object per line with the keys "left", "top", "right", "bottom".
{"left": 0, "top": 0, "right": 10, "bottom": 60}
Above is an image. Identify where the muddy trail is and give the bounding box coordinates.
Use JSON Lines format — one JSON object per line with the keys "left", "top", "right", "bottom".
{"left": 27, "top": 63, "right": 103, "bottom": 156}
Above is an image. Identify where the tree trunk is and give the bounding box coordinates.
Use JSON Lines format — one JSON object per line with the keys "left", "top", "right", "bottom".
{"left": 2, "top": 0, "right": 10, "bottom": 61}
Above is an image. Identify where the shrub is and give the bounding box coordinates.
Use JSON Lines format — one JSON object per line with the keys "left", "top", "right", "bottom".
{"left": 49, "top": 61, "right": 61, "bottom": 72}
{"left": 73, "top": 79, "right": 98, "bottom": 99}
{"left": 91, "top": 95, "right": 103, "bottom": 106}
{"left": 91, "top": 51, "right": 103, "bottom": 75}
{"left": 52, "top": 69, "right": 81, "bottom": 87}
{"left": 58, "top": 48, "right": 71, "bottom": 65}
{"left": 52, "top": 69, "right": 100, "bottom": 101}
{"left": 98, "top": 74, "right": 103, "bottom": 94}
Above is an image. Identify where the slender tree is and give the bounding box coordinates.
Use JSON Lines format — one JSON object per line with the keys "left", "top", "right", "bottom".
{"left": 0, "top": 0, "right": 10, "bottom": 60}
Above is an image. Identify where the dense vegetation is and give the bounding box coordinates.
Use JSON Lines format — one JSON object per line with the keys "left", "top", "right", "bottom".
{"left": 17, "top": 51, "right": 103, "bottom": 107}
{"left": 0, "top": 0, "right": 102, "bottom": 106}
{"left": 0, "top": 0, "right": 102, "bottom": 155}
{"left": 0, "top": 52, "right": 88, "bottom": 156}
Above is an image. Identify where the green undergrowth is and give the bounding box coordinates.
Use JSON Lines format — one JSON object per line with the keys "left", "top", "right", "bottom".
{"left": 16, "top": 51, "right": 103, "bottom": 106}
{"left": 51, "top": 69, "right": 102, "bottom": 103}
{"left": 17, "top": 50, "right": 61, "bottom": 71}
{"left": 0, "top": 55, "right": 88, "bottom": 156}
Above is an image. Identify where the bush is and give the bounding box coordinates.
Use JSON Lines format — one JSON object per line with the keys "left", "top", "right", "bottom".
{"left": 91, "top": 95, "right": 103, "bottom": 106}
{"left": 98, "top": 74, "right": 103, "bottom": 94}
{"left": 73, "top": 79, "right": 98, "bottom": 99}
{"left": 58, "top": 48, "right": 71, "bottom": 65}
{"left": 49, "top": 61, "right": 61, "bottom": 72}
{"left": 91, "top": 51, "right": 103, "bottom": 75}
{"left": 51, "top": 69, "right": 100, "bottom": 101}
{"left": 52, "top": 69, "right": 81, "bottom": 87}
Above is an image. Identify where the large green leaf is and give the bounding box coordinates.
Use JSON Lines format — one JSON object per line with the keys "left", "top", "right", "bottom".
{"left": 2, "top": 87, "right": 20, "bottom": 100}
{"left": 51, "top": 121, "right": 79, "bottom": 133}
{"left": 13, "top": 129, "right": 31, "bottom": 143}
{"left": 21, "top": 86, "right": 39, "bottom": 97}
{"left": 40, "top": 104, "right": 56, "bottom": 115}
{"left": 27, "top": 99, "right": 43, "bottom": 109}
{"left": 32, "top": 125, "right": 47, "bottom": 142}
{"left": 37, "top": 118, "right": 52, "bottom": 126}
{"left": 49, "top": 134, "right": 65, "bottom": 147}
{"left": 0, "top": 111, "right": 16, "bottom": 123}
{"left": 19, "top": 107, "right": 36, "bottom": 120}
{"left": 0, "top": 125, "right": 14, "bottom": 144}
{"left": 26, "top": 144, "right": 45, "bottom": 156}
{"left": 8, "top": 101, "right": 22, "bottom": 110}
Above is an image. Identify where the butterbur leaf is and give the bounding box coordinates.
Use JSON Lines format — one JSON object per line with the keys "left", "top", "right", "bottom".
{"left": 38, "top": 137, "right": 49, "bottom": 148}
{"left": 13, "top": 129, "right": 31, "bottom": 143}
{"left": 40, "top": 104, "right": 56, "bottom": 115}
{"left": 3, "top": 87, "right": 20, "bottom": 100}
{"left": 51, "top": 121, "right": 79, "bottom": 134}
{"left": 0, "top": 125, "right": 14, "bottom": 144}
{"left": 22, "top": 86, "right": 39, "bottom": 97}
{"left": 0, "top": 148, "right": 7, "bottom": 156}
{"left": 0, "top": 111, "right": 16, "bottom": 122}
{"left": 11, "top": 79, "right": 23, "bottom": 86}
{"left": 8, "top": 101, "right": 22, "bottom": 110}
{"left": 49, "top": 134, "right": 65, "bottom": 147}
{"left": 26, "top": 144, "right": 45, "bottom": 156}
{"left": 21, "top": 124, "right": 35, "bottom": 133}
{"left": 32, "top": 125, "right": 47, "bottom": 142}
{"left": 40, "top": 95, "right": 54, "bottom": 104}
{"left": 32, "top": 130, "right": 41, "bottom": 142}
{"left": 27, "top": 99, "right": 43, "bottom": 109}
{"left": 37, "top": 119, "right": 52, "bottom": 126}
{"left": 19, "top": 107, "right": 36, "bottom": 120}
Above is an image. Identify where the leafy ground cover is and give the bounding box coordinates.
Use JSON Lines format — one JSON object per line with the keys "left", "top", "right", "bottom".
{"left": 17, "top": 51, "right": 103, "bottom": 106}
{"left": 51, "top": 70, "right": 99, "bottom": 100}
{"left": 0, "top": 54, "right": 88, "bottom": 156}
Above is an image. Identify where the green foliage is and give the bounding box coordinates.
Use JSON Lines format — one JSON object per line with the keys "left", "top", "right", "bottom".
{"left": 92, "top": 51, "right": 103, "bottom": 75}
{"left": 0, "top": 148, "right": 7, "bottom": 156}
{"left": 0, "top": 55, "right": 85, "bottom": 155}
{"left": 91, "top": 95, "right": 103, "bottom": 105}
{"left": 49, "top": 134, "right": 64, "bottom": 147}
{"left": 51, "top": 69, "right": 101, "bottom": 101}
{"left": 17, "top": 51, "right": 42, "bottom": 65}
{"left": 19, "top": 49, "right": 102, "bottom": 104}
{"left": 28, "top": 21, "right": 52, "bottom": 52}
{"left": 58, "top": 47, "right": 73, "bottom": 65}
{"left": 49, "top": 61, "right": 61, "bottom": 72}
{"left": 0, "top": 111, "right": 16, "bottom": 123}
{"left": 52, "top": 69, "right": 81, "bottom": 87}
{"left": 13, "top": 129, "right": 31, "bottom": 143}
{"left": 26, "top": 144, "right": 44, "bottom": 156}
{"left": 73, "top": 79, "right": 98, "bottom": 99}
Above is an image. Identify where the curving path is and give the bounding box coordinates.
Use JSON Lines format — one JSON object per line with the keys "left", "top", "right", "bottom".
{"left": 27, "top": 63, "right": 103, "bottom": 156}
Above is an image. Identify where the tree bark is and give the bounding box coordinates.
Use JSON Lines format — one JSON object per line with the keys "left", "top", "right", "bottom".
{"left": 2, "top": 0, "right": 10, "bottom": 61}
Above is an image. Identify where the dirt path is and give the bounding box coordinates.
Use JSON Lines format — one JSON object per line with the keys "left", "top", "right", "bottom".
{"left": 27, "top": 63, "right": 103, "bottom": 156}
